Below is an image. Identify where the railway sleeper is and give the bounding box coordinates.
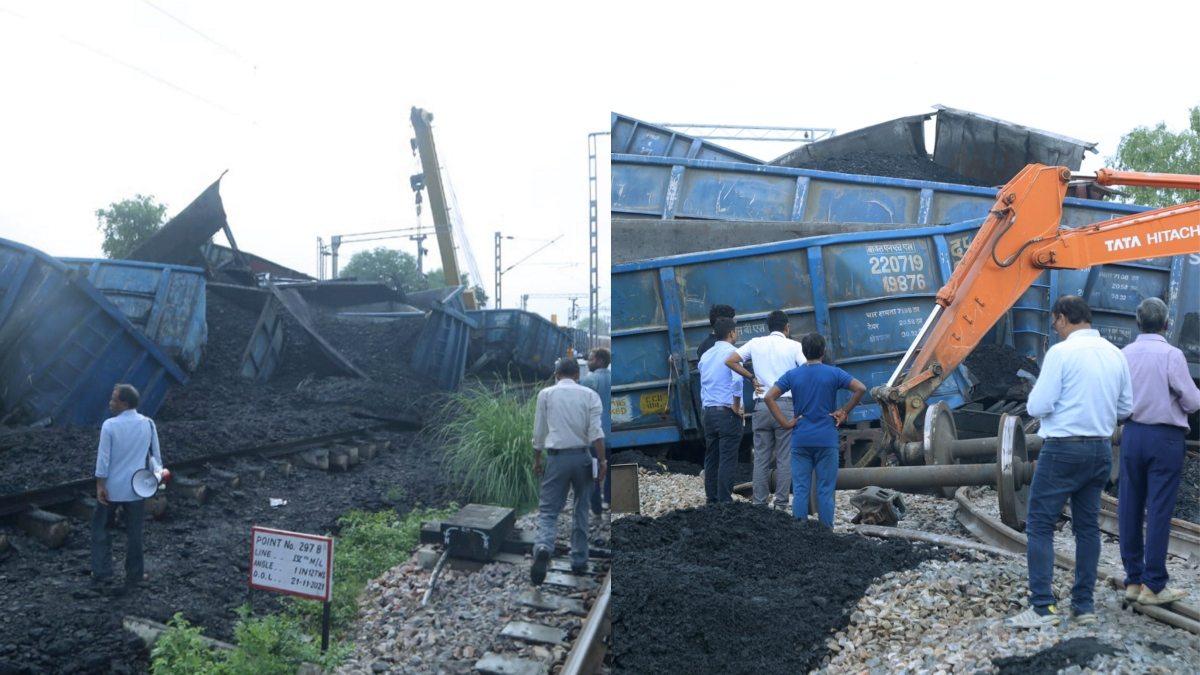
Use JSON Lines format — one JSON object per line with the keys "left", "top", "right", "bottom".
{"left": 16, "top": 508, "right": 69, "bottom": 549}
{"left": 475, "top": 652, "right": 549, "bottom": 675}
{"left": 166, "top": 476, "right": 208, "bottom": 505}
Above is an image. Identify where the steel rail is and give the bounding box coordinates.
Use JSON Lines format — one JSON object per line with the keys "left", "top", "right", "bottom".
{"left": 954, "top": 487, "right": 1199, "bottom": 634}
{"left": 1096, "top": 492, "right": 1199, "bottom": 561}
{"left": 560, "top": 571, "right": 610, "bottom": 675}
{"left": 0, "top": 421, "right": 407, "bottom": 518}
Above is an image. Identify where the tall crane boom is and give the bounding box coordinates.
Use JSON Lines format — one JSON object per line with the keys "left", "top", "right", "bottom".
{"left": 873, "top": 164, "right": 1200, "bottom": 442}
{"left": 410, "top": 107, "right": 477, "bottom": 310}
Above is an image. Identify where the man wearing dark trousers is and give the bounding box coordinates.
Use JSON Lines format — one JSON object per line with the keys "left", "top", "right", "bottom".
{"left": 1119, "top": 297, "right": 1200, "bottom": 606}
{"left": 92, "top": 384, "right": 162, "bottom": 594}
{"left": 582, "top": 347, "right": 612, "bottom": 514}
{"left": 1008, "top": 295, "right": 1132, "bottom": 629}
{"left": 698, "top": 317, "right": 742, "bottom": 503}
{"left": 696, "top": 304, "right": 736, "bottom": 360}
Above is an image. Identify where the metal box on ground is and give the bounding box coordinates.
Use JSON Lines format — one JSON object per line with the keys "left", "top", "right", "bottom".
{"left": 439, "top": 504, "right": 515, "bottom": 562}
{"left": 611, "top": 464, "right": 641, "bottom": 514}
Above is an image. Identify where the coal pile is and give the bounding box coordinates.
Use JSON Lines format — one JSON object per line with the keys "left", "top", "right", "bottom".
{"left": 963, "top": 343, "right": 1041, "bottom": 401}
{"left": 992, "top": 637, "right": 1118, "bottom": 675}
{"left": 611, "top": 502, "right": 943, "bottom": 675}
{"left": 798, "top": 150, "right": 991, "bottom": 187}
{"left": 0, "top": 293, "right": 436, "bottom": 495}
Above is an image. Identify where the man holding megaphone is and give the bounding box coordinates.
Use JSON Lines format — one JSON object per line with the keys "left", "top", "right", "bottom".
{"left": 92, "top": 384, "right": 163, "bottom": 593}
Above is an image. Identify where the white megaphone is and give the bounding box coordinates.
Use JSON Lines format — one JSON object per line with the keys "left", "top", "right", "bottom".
{"left": 131, "top": 458, "right": 170, "bottom": 499}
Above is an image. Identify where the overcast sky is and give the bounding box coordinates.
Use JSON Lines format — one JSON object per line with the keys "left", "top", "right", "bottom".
{"left": 1, "top": 1, "right": 1195, "bottom": 326}
{"left": 0, "top": 0, "right": 609, "bottom": 323}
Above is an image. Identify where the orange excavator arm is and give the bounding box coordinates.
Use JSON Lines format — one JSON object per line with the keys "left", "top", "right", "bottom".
{"left": 873, "top": 164, "right": 1200, "bottom": 442}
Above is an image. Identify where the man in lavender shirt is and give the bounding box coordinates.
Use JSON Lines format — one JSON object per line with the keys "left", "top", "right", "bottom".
{"left": 1119, "top": 297, "right": 1200, "bottom": 606}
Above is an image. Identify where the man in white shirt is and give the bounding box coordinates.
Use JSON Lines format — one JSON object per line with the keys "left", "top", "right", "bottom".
{"left": 725, "top": 310, "right": 804, "bottom": 510}
{"left": 1006, "top": 295, "right": 1132, "bottom": 629}
{"left": 92, "top": 384, "right": 162, "bottom": 593}
{"left": 698, "top": 317, "right": 743, "bottom": 503}
{"left": 530, "top": 357, "right": 606, "bottom": 585}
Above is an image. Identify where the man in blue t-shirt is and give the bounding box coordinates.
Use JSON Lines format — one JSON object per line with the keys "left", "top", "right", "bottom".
{"left": 763, "top": 332, "right": 866, "bottom": 526}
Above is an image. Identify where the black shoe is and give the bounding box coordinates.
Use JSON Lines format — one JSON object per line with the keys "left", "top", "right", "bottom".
{"left": 571, "top": 564, "right": 588, "bottom": 576}
{"left": 530, "top": 547, "right": 550, "bottom": 586}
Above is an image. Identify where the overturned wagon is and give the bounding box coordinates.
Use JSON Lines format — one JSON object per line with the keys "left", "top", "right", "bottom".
{"left": 610, "top": 219, "right": 1197, "bottom": 451}
{"left": 0, "top": 238, "right": 187, "bottom": 426}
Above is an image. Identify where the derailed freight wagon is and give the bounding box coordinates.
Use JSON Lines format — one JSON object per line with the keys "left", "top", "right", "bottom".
{"left": 0, "top": 238, "right": 187, "bottom": 426}
{"left": 610, "top": 218, "right": 1197, "bottom": 450}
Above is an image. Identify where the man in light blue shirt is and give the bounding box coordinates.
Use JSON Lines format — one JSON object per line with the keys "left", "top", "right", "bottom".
{"left": 1007, "top": 295, "right": 1132, "bottom": 629}
{"left": 698, "top": 317, "right": 743, "bottom": 503}
{"left": 582, "top": 347, "right": 612, "bottom": 513}
{"left": 92, "top": 384, "right": 162, "bottom": 593}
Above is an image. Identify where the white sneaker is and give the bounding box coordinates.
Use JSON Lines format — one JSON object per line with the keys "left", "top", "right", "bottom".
{"left": 1005, "top": 605, "right": 1061, "bottom": 628}
{"left": 1137, "top": 586, "right": 1186, "bottom": 606}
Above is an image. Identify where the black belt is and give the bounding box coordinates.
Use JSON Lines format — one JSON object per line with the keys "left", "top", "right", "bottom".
{"left": 1046, "top": 436, "right": 1106, "bottom": 442}
{"left": 546, "top": 447, "right": 587, "bottom": 456}
{"left": 704, "top": 405, "right": 735, "bottom": 410}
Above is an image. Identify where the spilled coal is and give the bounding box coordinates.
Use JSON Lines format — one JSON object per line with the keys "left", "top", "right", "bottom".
{"left": 0, "top": 292, "right": 457, "bottom": 674}
{"left": 992, "top": 636, "right": 1118, "bottom": 675}
{"left": 611, "top": 502, "right": 945, "bottom": 675}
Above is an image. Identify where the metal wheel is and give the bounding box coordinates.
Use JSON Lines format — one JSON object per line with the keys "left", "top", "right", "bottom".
{"left": 923, "top": 401, "right": 959, "bottom": 498}
{"left": 997, "top": 413, "right": 1029, "bottom": 531}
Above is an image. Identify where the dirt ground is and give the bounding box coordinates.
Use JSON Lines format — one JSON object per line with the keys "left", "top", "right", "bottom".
{"left": 610, "top": 502, "right": 944, "bottom": 675}
{"left": 0, "top": 292, "right": 459, "bottom": 674}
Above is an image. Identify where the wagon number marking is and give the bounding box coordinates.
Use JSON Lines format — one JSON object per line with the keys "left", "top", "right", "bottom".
{"left": 870, "top": 254, "right": 927, "bottom": 293}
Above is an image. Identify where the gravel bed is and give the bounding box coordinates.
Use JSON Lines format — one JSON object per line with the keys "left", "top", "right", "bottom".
{"left": 963, "top": 485, "right": 1200, "bottom": 603}
{"left": 822, "top": 556, "right": 1199, "bottom": 675}
{"left": 336, "top": 498, "right": 610, "bottom": 675}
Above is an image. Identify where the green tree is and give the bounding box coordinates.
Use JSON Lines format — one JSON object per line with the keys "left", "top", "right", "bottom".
{"left": 95, "top": 194, "right": 167, "bottom": 259}
{"left": 1106, "top": 106, "right": 1199, "bottom": 208}
{"left": 426, "top": 267, "right": 489, "bottom": 306}
{"left": 339, "top": 247, "right": 427, "bottom": 292}
{"left": 574, "top": 315, "right": 610, "bottom": 335}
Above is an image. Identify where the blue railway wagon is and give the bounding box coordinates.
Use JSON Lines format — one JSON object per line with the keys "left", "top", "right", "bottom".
{"left": 408, "top": 286, "right": 476, "bottom": 391}
{"left": 0, "top": 238, "right": 187, "bottom": 426}
{"left": 611, "top": 113, "right": 763, "bottom": 165}
{"left": 466, "top": 309, "right": 573, "bottom": 379}
{"left": 611, "top": 154, "right": 1147, "bottom": 226}
{"left": 59, "top": 258, "right": 208, "bottom": 372}
{"left": 610, "top": 219, "right": 1196, "bottom": 449}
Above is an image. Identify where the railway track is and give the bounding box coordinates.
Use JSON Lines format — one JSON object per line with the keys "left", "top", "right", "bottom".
{"left": 954, "top": 486, "right": 1200, "bottom": 634}
{"left": 0, "top": 420, "right": 419, "bottom": 551}
{"left": 460, "top": 532, "right": 611, "bottom": 675}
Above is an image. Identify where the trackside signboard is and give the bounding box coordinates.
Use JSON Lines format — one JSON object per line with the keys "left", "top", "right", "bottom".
{"left": 249, "top": 526, "right": 334, "bottom": 602}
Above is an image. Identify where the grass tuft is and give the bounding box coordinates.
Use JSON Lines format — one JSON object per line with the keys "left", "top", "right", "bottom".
{"left": 430, "top": 378, "right": 542, "bottom": 512}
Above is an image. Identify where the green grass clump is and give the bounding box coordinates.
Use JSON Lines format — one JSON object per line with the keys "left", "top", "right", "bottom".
{"left": 432, "top": 379, "right": 541, "bottom": 512}
{"left": 150, "top": 610, "right": 347, "bottom": 675}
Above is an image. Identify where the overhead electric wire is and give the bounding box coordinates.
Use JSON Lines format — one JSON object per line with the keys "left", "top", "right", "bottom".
{"left": 137, "top": 0, "right": 252, "bottom": 66}
{"left": 0, "top": 4, "right": 243, "bottom": 118}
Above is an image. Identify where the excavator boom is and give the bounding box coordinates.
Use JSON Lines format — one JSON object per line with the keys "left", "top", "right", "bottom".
{"left": 874, "top": 165, "right": 1200, "bottom": 442}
